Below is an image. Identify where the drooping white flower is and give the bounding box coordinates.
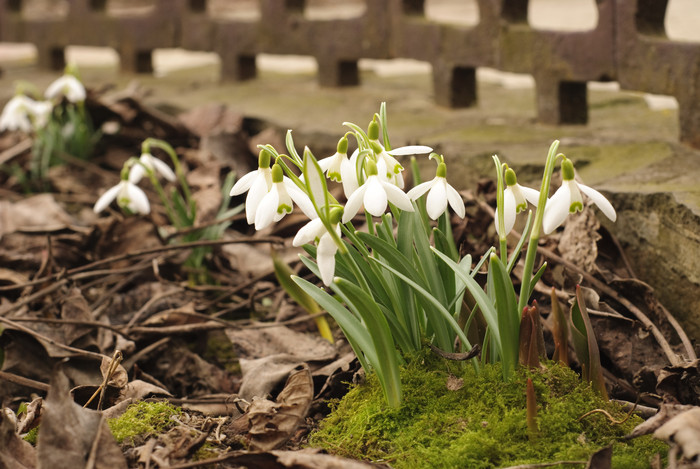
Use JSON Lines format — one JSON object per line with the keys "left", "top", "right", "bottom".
{"left": 542, "top": 158, "right": 616, "bottom": 234}
{"left": 30, "top": 100, "right": 53, "bottom": 129}
{"left": 494, "top": 167, "right": 540, "bottom": 236}
{"left": 0, "top": 95, "right": 37, "bottom": 133}
{"left": 293, "top": 209, "right": 343, "bottom": 286}
{"left": 230, "top": 150, "right": 274, "bottom": 225}
{"left": 93, "top": 179, "right": 150, "bottom": 215}
{"left": 318, "top": 136, "right": 350, "bottom": 183}
{"left": 129, "top": 152, "right": 176, "bottom": 184}
{"left": 254, "top": 163, "right": 316, "bottom": 230}
{"left": 374, "top": 142, "right": 433, "bottom": 189}
{"left": 342, "top": 159, "right": 414, "bottom": 223}
{"left": 407, "top": 158, "right": 465, "bottom": 220}
{"left": 45, "top": 74, "right": 86, "bottom": 103}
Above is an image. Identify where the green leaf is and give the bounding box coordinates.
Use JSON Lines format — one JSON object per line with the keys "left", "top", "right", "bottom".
{"left": 332, "top": 278, "right": 402, "bottom": 407}
{"left": 488, "top": 253, "right": 520, "bottom": 379}
{"left": 292, "top": 276, "right": 373, "bottom": 373}
{"left": 570, "top": 286, "right": 608, "bottom": 399}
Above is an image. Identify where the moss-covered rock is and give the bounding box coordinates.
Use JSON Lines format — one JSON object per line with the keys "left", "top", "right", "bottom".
{"left": 310, "top": 355, "right": 666, "bottom": 468}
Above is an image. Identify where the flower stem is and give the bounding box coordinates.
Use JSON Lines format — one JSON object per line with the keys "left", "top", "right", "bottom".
{"left": 517, "top": 140, "right": 560, "bottom": 315}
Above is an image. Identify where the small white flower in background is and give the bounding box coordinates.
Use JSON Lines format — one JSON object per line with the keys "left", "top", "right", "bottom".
{"left": 129, "top": 152, "right": 176, "bottom": 184}
{"left": 230, "top": 150, "right": 274, "bottom": 225}
{"left": 0, "top": 95, "right": 38, "bottom": 133}
{"left": 407, "top": 155, "right": 465, "bottom": 220}
{"left": 342, "top": 158, "right": 414, "bottom": 223}
{"left": 254, "top": 163, "right": 316, "bottom": 230}
{"left": 293, "top": 209, "right": 343, "bottom": 286}
{"left": 45, "top": 74, "right": 86, "bottom": 103}
{"left": 542, "top": 158, "right": 616, "bottom": 234}
{"left": 93, "top": 180, "right": 150, "bottom": 215}
{"left": 495, "top": 166, "right": 540, "bottom": 236}
{"left": 31, "top": 100, "right": 53, "bottom": 129}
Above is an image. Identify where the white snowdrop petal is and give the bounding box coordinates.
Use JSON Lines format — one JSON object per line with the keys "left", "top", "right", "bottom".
{"left": 245, "top": 174, "right": 270, "bottom": 224}
{"left": 293, "top": 218, "right": 325, "bottom": 246}
{"left": 128, "top": 164, "right": 145, "bottom": 184}
{"left": 406, "top": 180, "right": 433, "bottom": 201}
{"left": 254, "top": 189, "right": 279, "bottom": 230}
{"left": 126, "top": 184, "right": 150, "bottom": 214}
{"left": 425, "top": 180, "right": 447, "bottom": 220}
{"left": 229, "top": 170, "right": 258, "bottom": 196}
{"left": 317, "top": 233, "right": 338, "bottom": 286}
{"left": 383, "top": 181, "right": 414, "bottom": 212}
{"left": 446, "top": 184, "right": 465, "bottom": 218}
{"left": 342, "top": 185, "right": 366, "bottom": 223}
{"left": 152, "top": 158, "right": 176, "bottom": 181}
{"left": 386, "top": 145, "right": 433, "bottom": 156}
{"left": 578, "top": 183, "right": 617, "bottom": 222}
{"left": 285, "top": 179, "right": 317, "bottom": 220}
{"left": 502, "top": 189, "right": 517, "bottom": 235}
{"left": 520, "top": 185, "right": 541, "bottom": 207}
{"left": 542, "top": 185, "right": 572, "bottom": 234}
{"left": 93, "top": 184, "right": 121, "bottom": 213}
{"left": 364, "top": 178, "right": 389, "bottom": 217}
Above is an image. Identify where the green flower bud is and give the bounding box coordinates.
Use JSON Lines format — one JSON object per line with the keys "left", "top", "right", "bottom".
{"left": 436, "top": 162, "right": 447, "bottom": 178}
{"left": 370, "top": 141, "right": 383, "bottom": 154}
{"left": 367, "top": 118, "right": 379, "bottom": 140}
{"left": 505, "top": 167, "right": 518, "bottom": 187}
{"left": 365, "top": 158, "right": 378, "bottom": 176}
{"left": 329, "top": 206, "right": 344, "bottom": 224}
{"left": 271, "top": 163, "right": 284, "bottom": 183}
{"left": 258, "top": 149, "right": 272, "bottom": 169}
{"left": 337, "top": 136, "right": 349, "bottom": 154}
{"left": 561, "top": 158, "right": 575, "bottom": 181}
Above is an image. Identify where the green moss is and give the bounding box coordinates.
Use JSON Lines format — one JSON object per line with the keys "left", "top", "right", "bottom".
{"left": 310, "top": 355, "right": 666, "bottom": 468}
{"left": 23, "top": 426, "right": 39, "bottom": 445}
{"left": 108, "top": 401, "right": 181, "bottom": 445}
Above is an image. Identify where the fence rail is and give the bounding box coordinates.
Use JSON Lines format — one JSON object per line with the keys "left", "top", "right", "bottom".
{"left": 1, "top": 0, "right": 699, "bottom": 148}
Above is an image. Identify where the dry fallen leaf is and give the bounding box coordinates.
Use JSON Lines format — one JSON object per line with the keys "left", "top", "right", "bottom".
{"left": 653, "top": 407, "right": 700, "bottom": 463}
{"left": 0, "top": 407, "right": 37, "bottom": 469}
{"left": 240, "top": 364, "right": 314, "bottom": 451}
{"left": 37, "top": 365, "right": 127, "bottom": 469}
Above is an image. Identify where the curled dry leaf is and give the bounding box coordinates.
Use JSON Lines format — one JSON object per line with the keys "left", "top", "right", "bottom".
{"left": 239, "top": 364, "right": 314, "bottom": 451}
{"left": 653, "top": 407, "right": 700, "bottom": 463}
{"left": 0, "top": 407, "right": 37, "bottom": 469}
{"left": 656, "top": 359, "right": 700, "bottom": 406}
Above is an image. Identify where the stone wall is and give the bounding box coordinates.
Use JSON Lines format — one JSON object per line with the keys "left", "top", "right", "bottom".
{"left": 1, "top": 0, "right": 699, "bottom": 148}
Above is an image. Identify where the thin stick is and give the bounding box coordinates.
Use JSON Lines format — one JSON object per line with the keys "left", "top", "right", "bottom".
{"left": 0, "top": 370, "right": 51, "bottom": 392}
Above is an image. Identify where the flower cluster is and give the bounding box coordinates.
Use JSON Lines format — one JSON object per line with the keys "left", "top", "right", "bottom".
{"left": 0, "top": 72, "right": 86, "bottom": 134}
{"left": 229, "top": 105, "right": 618, "bottom": 407}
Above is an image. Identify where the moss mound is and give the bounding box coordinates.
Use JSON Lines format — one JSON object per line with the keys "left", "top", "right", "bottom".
{"left": 108, "top": 400, "right": 181, "bottom": 445}
{"left": 310, "top": 355, "right": 666, "bottom": 468}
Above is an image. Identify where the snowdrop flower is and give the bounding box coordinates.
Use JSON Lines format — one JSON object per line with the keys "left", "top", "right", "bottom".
{"left": 0, "top": 95, "right": 38, "bottom": 133}
{"left": 255, "top": 163, "right": 316, "bottom": 230}
{"left": 30, "top": 100, "right": 53, "bottom": 129}
{"left": 230, "top": 150, "right": 274, "bottom": 225}
{"left": 366, "top": 117, "right": 432, "bottom": 189}
{"left": 542, "top": 158, "right": 616, "bottom": 234}
{"left": 342, "top": 159, "right": 414, "bottom": 223}
{"left": 45, "top": 74, "right": 86, "bottom": 103}
{"left": 293, "top": 208, "right": 343, "bottom": 286}
{"left": 93, "top": 179, "right": 150, "bottom": 215}
{"left": 495, "top": 167, "right": 540, "bottom": 236}
{"left": 129, "top": 152, "right": 176, "bottom": 184}
{"left": 407, "top": 154, "right": 465, "bottom": 220}
{"left": 318, "top": 136, "right": 350, "bottom": 182}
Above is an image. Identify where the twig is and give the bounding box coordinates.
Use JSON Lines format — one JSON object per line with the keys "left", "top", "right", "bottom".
{"left": 0, "top": 370, "right": 51, "bottom": 392}
{"left": 536, "top": 246, "right": 683, "bottom": 366}
{"left": 125, "top": 288, "right": 183, "bottom": 330}
{"left": 498, "top": 462, "right": 586, "bottom": 469}
{"left": 164, "top": 213, "right": 246, "bottom": 241}
{"left": 0, "top": 315, "right": 105, "bottom": 361}
{"left": 0, "top": 137, "right": 32, "bottom": 165}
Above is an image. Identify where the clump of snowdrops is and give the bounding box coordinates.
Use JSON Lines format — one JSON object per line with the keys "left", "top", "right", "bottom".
{"left": 0, "top": 66, "right": 98, "bottom": 188}
{"left": 232, "top": 104, "right": 616, "bottom": 407}
{"left": 93, "top": 138, "right": 241, "bottom": 284}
